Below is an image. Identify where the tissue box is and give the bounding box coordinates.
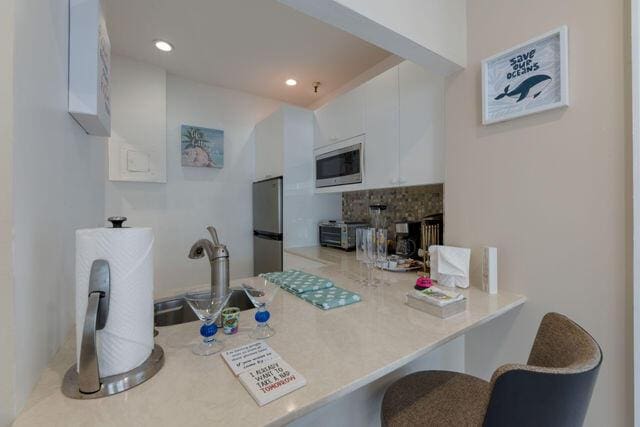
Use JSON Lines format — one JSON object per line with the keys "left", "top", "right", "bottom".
{"left": 429, "top": 245, "right": 471, "bottom": 288}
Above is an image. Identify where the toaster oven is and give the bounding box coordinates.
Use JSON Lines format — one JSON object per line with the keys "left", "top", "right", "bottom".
{"left": 319, "top": 221, "right": 368, "bottom": 250}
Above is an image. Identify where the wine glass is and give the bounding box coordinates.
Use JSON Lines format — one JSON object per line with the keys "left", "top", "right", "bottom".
{"left": 185, "top": 290, "right": 232, "bottom": 356}
{"left": 242, "top": 279, "right": 280, "bottom": 339}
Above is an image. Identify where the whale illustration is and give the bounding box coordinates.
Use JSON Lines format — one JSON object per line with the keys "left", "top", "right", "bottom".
{"left": 494, "top": 74, "right": 552, "bottom": 103}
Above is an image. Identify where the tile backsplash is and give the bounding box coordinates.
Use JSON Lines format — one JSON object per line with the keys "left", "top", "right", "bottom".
{"left": 342, "top": 184, "right": 443, "bottom": 238}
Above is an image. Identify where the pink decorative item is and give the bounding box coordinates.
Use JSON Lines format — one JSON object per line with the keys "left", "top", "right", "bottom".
{"left": 415, "top": 276, "right": 433, "bottom": 290}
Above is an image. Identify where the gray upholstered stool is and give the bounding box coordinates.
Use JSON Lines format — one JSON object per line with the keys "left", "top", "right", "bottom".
{"left": 381, "top": 312, "right": 602, "bottom": 427}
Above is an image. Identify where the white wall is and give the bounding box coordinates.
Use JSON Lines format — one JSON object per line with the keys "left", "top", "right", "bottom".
{"left": 106, "top": 74, "right": 281, "bottom": 293}
{"left": 282, "top": 106, "right": 342, "bottom": 248}
{"left": 279, "top": 0, "right": 466, "bottom": 74}
{"left": 445, "top": 0, "right": 630, "bottom": 425}
{"left": 0, "top": 1, "right": 16, "bottom": 425}
{"left": 108, "top": 55, "right": 167, "bottom": 183}
{"left": 11, "top": 0, "right": 107, "bottom": 421}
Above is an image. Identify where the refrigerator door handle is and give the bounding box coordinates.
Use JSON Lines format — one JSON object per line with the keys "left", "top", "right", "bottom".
{"left": 254, "top": 230, "right": 283, "bottom": 240}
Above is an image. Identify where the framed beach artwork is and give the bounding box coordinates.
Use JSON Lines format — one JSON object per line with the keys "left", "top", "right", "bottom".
{"left": 482, "top": 26, "right": 569, "bottom": 125}
{"left": 181, "top": 125, "right": 224, "bottom": 168}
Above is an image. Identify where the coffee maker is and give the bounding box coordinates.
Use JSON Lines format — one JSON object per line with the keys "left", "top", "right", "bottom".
{"left": 395, "top": 221, "right": 422, "bottom": 260}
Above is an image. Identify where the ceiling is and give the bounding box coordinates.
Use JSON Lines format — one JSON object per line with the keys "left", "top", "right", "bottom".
{"left": 104, "top": 0, "right": 392, "bottom": 107}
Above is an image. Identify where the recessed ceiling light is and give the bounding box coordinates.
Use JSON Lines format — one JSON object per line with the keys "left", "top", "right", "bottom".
{"left": 154, "top": 40, "right": 173, "bottom": 52}
{"left": 285, "top": 78, "right": 297, "bottom": 86}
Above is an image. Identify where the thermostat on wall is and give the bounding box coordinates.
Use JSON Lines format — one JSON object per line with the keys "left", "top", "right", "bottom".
{"left": 126, "top": 150, "right": 151, "bottom": 172}
{"left": 108, "top": 138, "right": 166, "bottom": 183}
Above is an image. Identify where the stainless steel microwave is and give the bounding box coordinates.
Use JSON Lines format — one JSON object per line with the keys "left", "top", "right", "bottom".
{"left": 315, "top": 137, "right": 364, "bottom": 188}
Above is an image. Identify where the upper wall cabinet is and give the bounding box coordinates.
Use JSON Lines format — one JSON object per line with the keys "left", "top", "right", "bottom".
{"left": 398, "top": 61, "right": 445, "bottom": 186}
{"left": 363, "top": 66, "right": 399, "bottom": 189}
{"left": 313, "top": 60, "right": 445, "bottom": 192}
{"left": 314, "top": 85, "right": 365, "bottom": 148}
{"left": 69, "top": 0, "right": 111, "bottom": 136}
{"left": 255, "top": 109, "right": 285, "bottom": 181}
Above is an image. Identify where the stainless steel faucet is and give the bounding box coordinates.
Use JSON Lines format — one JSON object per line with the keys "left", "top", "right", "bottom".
{"left": 188, "top": 226, "right": 230, "bottom": 301}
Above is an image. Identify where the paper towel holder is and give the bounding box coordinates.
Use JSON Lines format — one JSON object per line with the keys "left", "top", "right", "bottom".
{"left": 62, "top": 259, "right": 164, "bottom": 399}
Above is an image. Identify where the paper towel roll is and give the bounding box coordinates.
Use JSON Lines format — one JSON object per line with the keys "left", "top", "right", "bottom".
{"left": 76, "top": 227, "right": 154, "bottom": 377}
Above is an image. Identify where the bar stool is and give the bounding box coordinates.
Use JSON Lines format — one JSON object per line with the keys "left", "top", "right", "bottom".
{"left": 381, "top": 312, "right": 602, "bottom": 427}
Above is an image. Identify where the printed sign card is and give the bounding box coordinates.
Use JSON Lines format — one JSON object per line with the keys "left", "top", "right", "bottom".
{"left": 238, "top": 359, "right": 307, "bottom": 406}
{"left": 221, "top": 341, "right": 281, "bottom": 376}
{"left": 221, "top": 341, "right": 307, "bottom": 406}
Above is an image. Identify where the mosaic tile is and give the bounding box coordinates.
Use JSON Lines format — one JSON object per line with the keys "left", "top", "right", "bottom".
{"left": 342, "top": 184, "right": 444, "bottom": 241}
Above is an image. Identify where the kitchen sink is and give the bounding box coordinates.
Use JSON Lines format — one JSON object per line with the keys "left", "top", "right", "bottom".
{"left": 154, "top": 289, "right": 254, "bottom": 327}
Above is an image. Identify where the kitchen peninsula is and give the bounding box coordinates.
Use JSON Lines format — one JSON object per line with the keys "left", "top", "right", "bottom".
{"left": 14, "top": 247, "right": 525, "bottom": 427}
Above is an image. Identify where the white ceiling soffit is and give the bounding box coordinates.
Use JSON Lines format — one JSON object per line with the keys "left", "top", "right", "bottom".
{"left": 278, "top": 0, "right": 467, "bottom": 75}
{"left": 103, "top": 0, "right": 392, "bottom": 107}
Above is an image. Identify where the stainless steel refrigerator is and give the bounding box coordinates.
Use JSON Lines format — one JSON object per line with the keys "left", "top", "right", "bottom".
{"left": 252, "top": 177, "right": 283, "bottom": 275}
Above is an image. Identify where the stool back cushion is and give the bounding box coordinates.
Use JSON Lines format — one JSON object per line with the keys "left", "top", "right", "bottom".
{"left": 483, "top": 313, "right": 602, "bottom": 427}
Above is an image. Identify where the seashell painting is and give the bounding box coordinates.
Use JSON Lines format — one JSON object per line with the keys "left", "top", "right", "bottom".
{"left": 181, "top": 124, "right": 224, "bottom": 168}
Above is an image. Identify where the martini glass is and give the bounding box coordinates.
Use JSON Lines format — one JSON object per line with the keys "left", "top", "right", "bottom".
{"left": 185, "top": 290, "right": 232, "bottom": 356}
{"left": 242, "top": 280, "right": 279, "bottom": 339}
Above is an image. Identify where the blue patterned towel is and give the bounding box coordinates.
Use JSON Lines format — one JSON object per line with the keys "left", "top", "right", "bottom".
{"left": 261, "top": 270, "right": 334, "bottom": 294}
{"left": 260, "top": 270, "right": 361, "bottom": 310}
{"left": 298, "top": 286, "right": 362, "bottom": 310}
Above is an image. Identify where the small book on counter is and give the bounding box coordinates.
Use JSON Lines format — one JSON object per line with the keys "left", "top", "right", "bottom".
{"left": 221, "top": 341, "right": 307, "bottom": 406}
{"left": 406, "top": 286, "right": 467, "bottom": 318}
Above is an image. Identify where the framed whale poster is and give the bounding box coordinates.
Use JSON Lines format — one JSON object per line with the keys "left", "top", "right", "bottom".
{"left": 482, "top": 26, "right": 569, "bottom": 125}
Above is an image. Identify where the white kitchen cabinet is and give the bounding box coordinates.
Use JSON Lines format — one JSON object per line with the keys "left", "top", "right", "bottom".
{"left": 312, "top": 60, "right": 445, "bottom": 192}
{"left": 314, "top": 85, "right": 365, "bottom": 148}
{"left": 255, "top": 109, "right": 284, "bottom": 181}
{"left": 363, "top": 66, "right": 399, "bottom": 189}
{"left": 398, "top": 61, "right": 445, "bottom": 186}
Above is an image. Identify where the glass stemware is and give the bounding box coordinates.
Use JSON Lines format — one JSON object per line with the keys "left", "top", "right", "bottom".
{"left": 357, "top": 227, "right": 377, "bottom": 287}
{"left": 375, "top": 228, "right": 389, "bottom": 285}
{"left": 356, "top": 227, "right": 368, "bottom": 284}
{"left": 185, "top": 290, "right": 232, "bottom": 356}
{"left": 375, "top": 228, "right": 388, "bottom": 263}
{"left": 242, "top": 279, "right": 280, "bottom": 339}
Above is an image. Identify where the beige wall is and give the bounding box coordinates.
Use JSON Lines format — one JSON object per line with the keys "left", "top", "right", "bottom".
{"left": 446, "top": 0, "right": 630, "bottom": 425}
{"left": 0, "top": 1, "right": 15, "bottom": 425}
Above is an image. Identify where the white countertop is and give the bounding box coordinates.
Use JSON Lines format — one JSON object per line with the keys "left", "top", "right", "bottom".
{"left": 13, "top": 247, "right": 525, "bottom": 427}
